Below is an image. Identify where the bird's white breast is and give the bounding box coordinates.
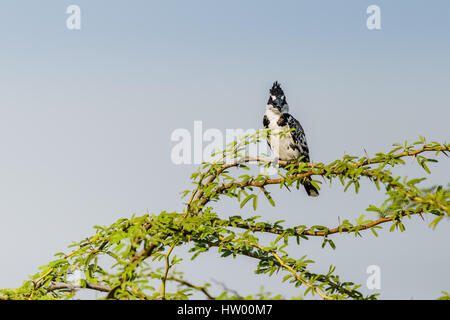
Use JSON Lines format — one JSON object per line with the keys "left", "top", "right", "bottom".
{"left": 264, "top": 106, "right": 301, "bottom": 161}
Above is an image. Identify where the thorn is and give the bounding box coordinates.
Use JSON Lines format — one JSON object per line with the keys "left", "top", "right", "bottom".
{"left": 364, "top": 148, "right": 369, "bottom": 159}
{"left": 283, "top": 182, "right": 291, "bottom": 192}
{"left": 411, "top": 153, "right": 416, "bottom": 163}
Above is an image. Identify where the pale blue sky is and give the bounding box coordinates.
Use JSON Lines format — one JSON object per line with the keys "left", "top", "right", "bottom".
{"left": 0, "top": 1, "right": 449, "bottom": 299}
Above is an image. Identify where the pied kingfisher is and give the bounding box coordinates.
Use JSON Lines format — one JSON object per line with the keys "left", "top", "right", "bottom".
{"left": 263, "top": 81, "right": 319, "bottom": 197}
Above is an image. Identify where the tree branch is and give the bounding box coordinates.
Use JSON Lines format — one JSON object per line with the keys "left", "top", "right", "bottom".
{"left": 47, "top": 282, "right": 111, "bottom": 293}
{"left": 221, "top": 209, "right": 424, "bottom": 237}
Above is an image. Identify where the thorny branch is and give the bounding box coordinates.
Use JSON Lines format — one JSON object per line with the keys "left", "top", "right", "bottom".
{"left": 1, "top": 136, "right": 448, "bottom": 300}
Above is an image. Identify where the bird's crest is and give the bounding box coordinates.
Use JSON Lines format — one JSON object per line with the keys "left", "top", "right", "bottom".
{"left": 270, "top": 81, "right": 284, "bottom": 97}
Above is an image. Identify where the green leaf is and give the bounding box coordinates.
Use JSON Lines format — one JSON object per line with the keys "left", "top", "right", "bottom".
{"left": 240, "top": 194, "right": 256, "bottom": 209}
{"left": 252, "top": 195, "right": 258, "bottom": 211}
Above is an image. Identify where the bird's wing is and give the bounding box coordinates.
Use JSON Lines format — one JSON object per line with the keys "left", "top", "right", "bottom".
{"left": 263, "top": 114, "right": 271, "bottom": 149}
{"left": 263, "top": 114, "right": 269, "bottom": 128}
{"left": 285, "top": 114, "right": 310, "bottom": 162}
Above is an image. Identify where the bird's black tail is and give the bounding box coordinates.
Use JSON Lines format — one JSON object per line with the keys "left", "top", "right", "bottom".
{"left": 303, "top": 178, "right": 319, "bottom": 197}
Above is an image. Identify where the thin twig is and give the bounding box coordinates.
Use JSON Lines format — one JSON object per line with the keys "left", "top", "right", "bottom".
{"left": 168, "top": 277, "right": 216, "bottom": 300}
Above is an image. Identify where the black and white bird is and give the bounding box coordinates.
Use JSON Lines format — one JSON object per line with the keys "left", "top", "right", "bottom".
{"left": 263, "top": 81, "right": 319, "bottom": 197}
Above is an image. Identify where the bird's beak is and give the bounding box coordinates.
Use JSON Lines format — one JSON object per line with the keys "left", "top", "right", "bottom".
{"left": 275, "top": 98, "right": 283, "bottom": 110}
